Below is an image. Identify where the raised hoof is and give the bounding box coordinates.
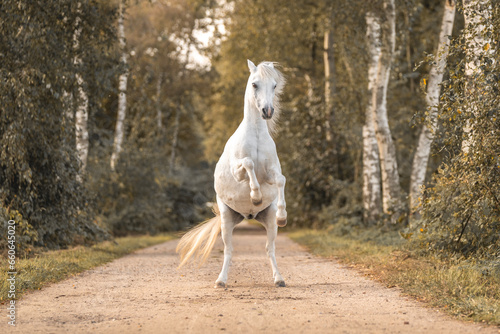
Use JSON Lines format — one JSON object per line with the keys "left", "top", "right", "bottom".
{"left": 275, "top": 280, "right": 286, "bottom": 287}
{"left": 276, "top": 218, "right": 287, "bottom": 227}
{"left": 252, "top": 198, "right": 262, "bottom": 206}
{"left": 214, "top": 281, "right": 226, "bottom": 289}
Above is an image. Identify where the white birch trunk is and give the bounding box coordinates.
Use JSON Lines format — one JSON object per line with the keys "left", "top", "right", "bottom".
{"left": 323, "top": 28, "right": 335, "bottom": 142}
{"left": 156, "top": 72, "right": 164, "bottom": 131}
{"left": 462, "top": 0, "right": 492, "bottom": 154}
{"left": 304, "top": 73, "right": 317, "bottom": 117}
{"left": 75, "top": 73, "right": 89, "bottom": 180}
{"left": 409, "top": 0, "right": 455, "bottom": 213}
{"left": 362, "top": 12, "right": 383, "bottom": 224}
{"left": 110, "top": 1, "right": 129, "bottom": 171}
{"left": 72, "top": 4, "right": 89, "bottom": 181}
{"left": 169, "top": 105, "right": 181, "bottom": 175}
{"left": 372, "top": 0, "right": 401, "bottom": 214}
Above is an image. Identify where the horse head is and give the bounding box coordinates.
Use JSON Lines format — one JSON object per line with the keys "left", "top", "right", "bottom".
{"left": 247, "top": 60, "right": 283, "bottom": 120}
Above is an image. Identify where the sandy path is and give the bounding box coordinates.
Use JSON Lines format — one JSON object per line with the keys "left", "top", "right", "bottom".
{"left": 2, "top": 224, "right": 496, "bottom": 334}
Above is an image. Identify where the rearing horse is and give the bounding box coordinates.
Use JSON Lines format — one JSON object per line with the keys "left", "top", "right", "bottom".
{"left": 176, "top": 60, "right": 287, "bottom": 288}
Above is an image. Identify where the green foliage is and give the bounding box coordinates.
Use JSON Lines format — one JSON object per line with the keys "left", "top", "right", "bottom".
{"left": 0, "top": 208, "right": 38, "bottom": 255}
{"left": 415, "top": 2, "right": 500, "bottom": 259}
{"left": 316, "top": 181, "right": 363, "bottom": 229}
{"left": 88, "top": 142, "right": 212, "bottom": 236}
{"left": 87, "top": 0, "right": 215, "bottom": 235}
{"left": 0, "top": 0, "right": 113, "bottom": 251}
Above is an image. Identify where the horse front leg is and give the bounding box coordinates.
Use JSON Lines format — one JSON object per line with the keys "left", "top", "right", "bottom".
{"left": 232, "top": 157, "right": 262, "bottom": 205}
{"left": 268, "top": 169, "right": 287, "bottom": 227}
{"left": 256, "top": 203, "right": 285, "bottom": 287}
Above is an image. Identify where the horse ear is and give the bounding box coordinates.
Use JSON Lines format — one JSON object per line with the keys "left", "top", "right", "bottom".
{"left": 247, "top": 59, "right": 257, "bottom": 73}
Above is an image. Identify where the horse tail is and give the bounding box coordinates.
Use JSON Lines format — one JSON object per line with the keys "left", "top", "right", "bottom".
{"left": 176, "top": 204, "right": 221, "bottom": 269}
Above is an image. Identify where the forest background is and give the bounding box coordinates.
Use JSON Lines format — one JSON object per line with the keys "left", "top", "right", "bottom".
{"left": 1, "top": 0, "right": 499, "bottom": 275}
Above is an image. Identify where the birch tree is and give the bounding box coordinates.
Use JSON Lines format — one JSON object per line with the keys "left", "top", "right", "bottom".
{"left": 417, "top": 0, "right": 499, "bottom": 258}
{"left": 156, "top": 72, "right": 164, "bottom": 131}
{"left": 461, "top": 0, "right": 492, "bottom": 154}
{"left": 372, "top": 0, "right": 401, "bottom": 214}
{"left": 323, "top": 9, "right": 335, "bottom": 142}
{"left": 362, "top": 12, "right": 383, "bottom": 224}
{"left": 1, "top": 0, "right": 117, "bottom": 250}
{"left": 409, "top": 0, "right": 455, "bottom": 214}
{"left": 73, "top": 3, "right": 90, "bottom": 181}
{"left": 169, "top": 105, "right": 181, "bottom": 175}
{"left": 110, "top": 0, "right": 129, "bottom": 171}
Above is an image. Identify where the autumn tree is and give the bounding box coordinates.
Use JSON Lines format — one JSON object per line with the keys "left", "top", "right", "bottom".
{"left": 0, "top": 0, "right": 116, "bottom": 250}
{"left": 88, "top": 0, "right": 214, "bottom": 235}
{"left": 362, "top": 11, "right": 383, "bottom": 224}
{"left": 110, "top": 0, "right": 129, "bottom": 171}
{"left": 417, "top": 0, "right": 499, "bottom": 257}
{"left": 409, "top": 0, "right": 456, "bottom": 216}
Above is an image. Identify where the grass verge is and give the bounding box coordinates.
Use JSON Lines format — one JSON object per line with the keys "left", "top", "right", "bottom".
{"left": 0, "top": 234, "right": 175, "bottom": 303}
{"left": 289, "top": 229, "right": 500, "bottom": 326}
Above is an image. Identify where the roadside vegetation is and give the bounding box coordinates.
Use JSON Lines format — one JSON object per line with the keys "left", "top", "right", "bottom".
{"left": 0, "top": 234, "right": 175, "bottom": 303}
{"left": 289, "top": 228, "right": 500, "bottom": 326}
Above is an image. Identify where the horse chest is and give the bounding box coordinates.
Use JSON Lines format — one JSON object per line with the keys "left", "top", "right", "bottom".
{"left": 214, "top": 133, "right": 278, "bottom": 215}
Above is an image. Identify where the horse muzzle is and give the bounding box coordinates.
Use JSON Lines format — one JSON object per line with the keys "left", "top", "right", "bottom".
{"left": 261, "top": 106, "right": 274, "bottom": 119}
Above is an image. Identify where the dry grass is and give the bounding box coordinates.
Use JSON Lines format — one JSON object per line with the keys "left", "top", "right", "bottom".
{"left": 289, "top": 229, "right": 500, "bottom": 326}
{"left": 0, "top": 234, "right": 175, "bottom": 303}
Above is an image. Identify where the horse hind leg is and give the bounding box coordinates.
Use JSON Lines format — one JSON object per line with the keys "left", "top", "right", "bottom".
{"left": 256, "top": 203, "right": 285, "bottom": 287}
{"left": 215, "top": 197, "right": 243, "bottom": 288}
{"left": 268, "top": 170, "right": 287, "bottom": 227}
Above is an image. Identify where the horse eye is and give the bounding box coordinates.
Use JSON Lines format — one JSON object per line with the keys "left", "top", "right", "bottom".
{"left": 252, "top": 83, "right": 257, "bottom": 89}
{"left": 273, "top": 84, "right": 277, "bottom": 89}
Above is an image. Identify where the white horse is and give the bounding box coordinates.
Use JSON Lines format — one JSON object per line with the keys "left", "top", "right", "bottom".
{"left": 176, "top": 60, "right": 287, "bottom": 288}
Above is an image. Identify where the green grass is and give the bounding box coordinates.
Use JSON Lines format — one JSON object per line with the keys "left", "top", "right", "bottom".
{"left": 289, "top": 229, "right": 500, "bottom": 326}
{"left": 0, "top": 234, "right": 175, "bottom": 303}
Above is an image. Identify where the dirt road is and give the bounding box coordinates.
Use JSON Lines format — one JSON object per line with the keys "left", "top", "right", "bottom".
{"left": 3, "top": 223, "right": 496, "bottom": 333}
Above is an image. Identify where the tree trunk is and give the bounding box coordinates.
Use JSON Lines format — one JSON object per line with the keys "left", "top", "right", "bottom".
{"left": 110, "top": 1, "right": 129, "bottom": 171}
{"left": 169, "top": 105, "right": 181, "bottom": 175}
{"left": 72, "top": 4, "right": 89, "bottom": 182}
{"left": 304, "top": 73, "right": 317, "bottom": 117}
{"left": 409, "top": 0, "right": 455, "bottom": 214}
{"left": 461, "top": 0, "right": 491, "bottom": 154}
{"left": 372, "top": 0, "right": 401, "bottom": 214}
{"left": 362, "top": 12, "right": 383, "bottom": 224}
{"left": 156, "top": 72, "right": 164, "bottom": 131}
{"left": 75, "top": 73, "right": 89, "bottom": 180}
{"left": 323, "top": 17, "right": 335, "bottom": 142}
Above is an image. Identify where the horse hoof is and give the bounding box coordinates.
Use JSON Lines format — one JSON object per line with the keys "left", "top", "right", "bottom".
{"left": 252, "top": 198, "right": 262, "bottom": 206}
{"left": 277, "top": 218, "right": 287, "bottom": 227}
{"left": 275, "top": 280, "right": 286, "bottom": 287}
{"left": 215, "top": 281, "right": 226, "bottom": 289}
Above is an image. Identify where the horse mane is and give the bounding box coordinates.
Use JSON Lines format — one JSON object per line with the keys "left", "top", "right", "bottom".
{"left": 256, "top": 62, "right": 285, "bottom": 136}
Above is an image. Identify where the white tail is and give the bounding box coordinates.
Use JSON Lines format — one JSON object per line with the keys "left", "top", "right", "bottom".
{"left": 176, "top": 204, "right": 221, "bottom": 268}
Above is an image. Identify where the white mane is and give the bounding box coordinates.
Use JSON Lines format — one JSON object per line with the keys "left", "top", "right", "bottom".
{"left": 256, "top": 62, "right": 285, "bottom": 136}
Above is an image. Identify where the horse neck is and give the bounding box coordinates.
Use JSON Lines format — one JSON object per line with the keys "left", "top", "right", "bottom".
{"left": 243, "top": 95, "right": 269, "bottom": 134}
